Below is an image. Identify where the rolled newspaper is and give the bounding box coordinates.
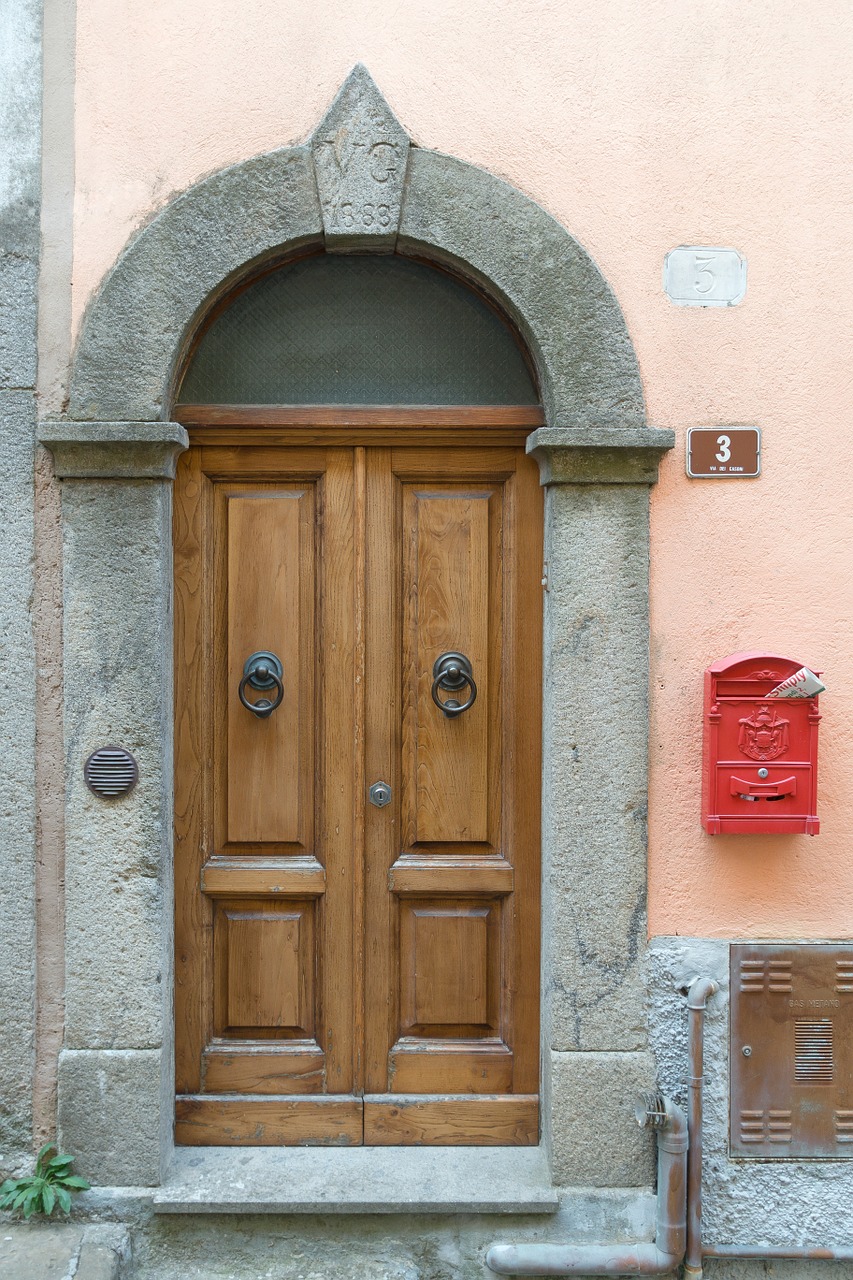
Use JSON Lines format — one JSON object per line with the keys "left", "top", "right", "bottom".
{"left": 765, "top": 666, "right": 825, "bottom": 699}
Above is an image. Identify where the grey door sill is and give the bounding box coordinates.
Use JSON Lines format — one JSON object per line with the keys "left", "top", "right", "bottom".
{"left": 153, "top": 1146, "right": 559, "bottom": 1214}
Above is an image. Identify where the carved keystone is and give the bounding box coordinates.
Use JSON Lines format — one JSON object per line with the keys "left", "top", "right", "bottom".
{"left": 311, "top": 64, "right": 410, "bottom": 252}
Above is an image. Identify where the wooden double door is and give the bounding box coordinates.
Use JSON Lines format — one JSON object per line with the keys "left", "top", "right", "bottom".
{"left": 174, "top": 425, "right": 542, "bottom": 1145}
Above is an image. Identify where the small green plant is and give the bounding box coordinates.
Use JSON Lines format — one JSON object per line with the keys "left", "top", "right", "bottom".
{"left": 0, "top": 1143, "right": 90, "bottom": 1218}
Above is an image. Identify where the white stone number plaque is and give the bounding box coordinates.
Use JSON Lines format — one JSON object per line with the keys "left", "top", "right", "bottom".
{"left": 664, "top": 246, "right": 747, "bottom": 307}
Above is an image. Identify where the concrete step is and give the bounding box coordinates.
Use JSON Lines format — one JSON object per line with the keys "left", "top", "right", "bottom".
{"left": 0, "top": 1223, "right": 130, "bottom": 1280}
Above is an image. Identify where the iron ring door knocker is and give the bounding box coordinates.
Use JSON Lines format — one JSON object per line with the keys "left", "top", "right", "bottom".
{"left": 431, "top": 651, "right": 477, "bottom": 719}
{"left": 239, "top": 651, "right": 284, "bottom": 719}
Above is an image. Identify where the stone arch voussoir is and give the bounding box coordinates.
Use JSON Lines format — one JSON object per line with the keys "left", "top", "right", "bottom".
{"left": 69, "top": 69, "right": 645, "bottom": 428}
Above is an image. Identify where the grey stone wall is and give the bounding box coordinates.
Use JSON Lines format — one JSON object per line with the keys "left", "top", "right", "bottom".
{"left": 120, "top": 1195, "right": 657, "bottom": 1280}
{"left": 649, "top": 937, "right": 853, "bottom": 1249}
{"left": 0, "top": 0, "right": 42, "bottom": 1170}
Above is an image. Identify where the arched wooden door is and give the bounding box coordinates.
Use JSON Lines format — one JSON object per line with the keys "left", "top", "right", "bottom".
{"left": 172, "top": 257, "right": 543, "bottom": 1146}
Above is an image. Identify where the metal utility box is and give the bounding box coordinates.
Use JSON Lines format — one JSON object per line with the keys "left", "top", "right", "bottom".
{"left": 731, "top": 943, "right": 853, "bottom": 1157}
{"left": 703, "top": 652, "right": 821, "bottom": 835}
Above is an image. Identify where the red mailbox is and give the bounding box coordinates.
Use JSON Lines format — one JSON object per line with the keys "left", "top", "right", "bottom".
{"left": 702, "top": 652, "right": 820, "bottom": 835}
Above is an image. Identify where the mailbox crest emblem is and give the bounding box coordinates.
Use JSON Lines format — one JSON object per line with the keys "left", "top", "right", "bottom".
{"left": 738, "top": 704, "right": 790, "bottom": 762}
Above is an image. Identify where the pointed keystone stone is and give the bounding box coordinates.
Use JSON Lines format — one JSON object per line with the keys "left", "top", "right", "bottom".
{"left": 311, "top": 64, "right": 410, "bottom": 251}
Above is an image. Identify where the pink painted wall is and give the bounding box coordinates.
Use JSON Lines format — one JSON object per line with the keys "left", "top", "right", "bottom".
{"left": 71, "top": 0, "right": 853, "bottom": 938}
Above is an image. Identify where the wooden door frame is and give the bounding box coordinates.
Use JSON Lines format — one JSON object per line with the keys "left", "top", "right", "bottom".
{"left": 171, "top": 406, "right": 545, "bottom": 1146}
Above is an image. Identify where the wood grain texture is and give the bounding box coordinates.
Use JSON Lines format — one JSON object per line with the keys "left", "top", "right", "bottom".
{"left": 225, "top": 489, "right": 309, "bottom": 845}
{"left": 399, "top": 901, "right": 499, "bottom": 1035}
{"left": 175, "top": 430, "right": 541, "bottom": 1144}
{"left": 318, "top": 449, "right": 357, "bottom": 1095}
{"left": 222, "top": 905, "right": 310, "bottom": 1032}
{"left": 201, "top": 856, "right": 325, "bottom": 897}
{"left": 389, "top": 1042, "right": 513, "bottom": 1094}
{"left": 502, "top": 454, "right": 544, "bottom": 1094}
{"left": 176, "top": 404, "right": 544, "bottom": 427}
{"left": 202, "top": 1045, "right": 325, "bottom": 1094}
{"left": 352, "top": 446, "right": 367, "bottom": 1097}
{"left": 174, "top": 447, "right": 357, "bottom": 1132}
{"left": 363, "top": 446, "right": 400, "bottom": 1094}
{"left": 175, "top": 1096, "right": 363, "bottom": 1146}
{"left": 388, "top": 856, "right": 513, "bottom": 895}
{"left": 213, "top": 898, "right": 315, "bottom": 1038}
{"left": 189, "top": 428, "right": 533, "bottom": 450}
{"left": 174, "top": 448, "right": 212, "bottom": 1093}
{"left": 363, "top": 1096, "right": 538, "bottom": 1146}
{"left": 364, "top": 447, "right": 540, "bottom": 1111}
{"left": 407, "top": 489, "right": 491, "bottom": 844}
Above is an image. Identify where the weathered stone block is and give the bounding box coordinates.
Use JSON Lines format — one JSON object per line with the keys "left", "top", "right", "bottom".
{"left": 40, "top": 421, "right": 188, "bottom": 479}
{"left": 0, "top": 1222, "right": 129, "bottom": 1280}
{"left": 58, "top": 1048, "right": 164, "bottom": 1185}
{"left": 541, "top": 483, "right": 651, "bottom": 1053}
{"left": 62, "top": 480, "right": 173, "bottom": 1049}
{"left": 69, "top": 148, "right": 323, "bottom": 421}
{"left": 0, "top": 0, "right": 41, "bottom": 389}
{"left": 548, "top": 1050, "right": 658, "bottom": 1187}
{"left": 0, "top": 391, "right": 36, "bottom": 1165}
{"left": 311, "top": 64, "right": 410, "bottom": 251}
{"left": 398, "top": 148, "right": 645, "bottom": 429}
{"left": 69, "top": 72, "right": 646, "bottom": 432}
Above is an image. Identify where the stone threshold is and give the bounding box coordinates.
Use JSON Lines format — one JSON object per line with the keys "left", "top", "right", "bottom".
{"left": 152, "top": 1145, "right": 560, "bottom": 1215}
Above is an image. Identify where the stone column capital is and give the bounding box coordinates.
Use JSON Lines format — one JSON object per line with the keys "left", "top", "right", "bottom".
{"left": 39, "top": 422, "right": 189, "bottom": 479}
{"left": 527, "top": 425, "right": 676, "bottom": 485}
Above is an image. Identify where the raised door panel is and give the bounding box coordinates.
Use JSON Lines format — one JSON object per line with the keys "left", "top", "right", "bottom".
{"left": 399, "top": 901, "right": 498, "bottom": 1035}
{"left": 214, "top": 899, "right": 315, "bottom": 1037}
{"left": 364, "top": 448, "right": 541, "bottom": 1138}
{"left": 175, "top": 447, "right": 358, "bottom": 1137}
{"left": 405, "top": 490, "right": 492, "bottom": 846}
{"left": 220, "top": 487, "right": 313, "bottom": 851}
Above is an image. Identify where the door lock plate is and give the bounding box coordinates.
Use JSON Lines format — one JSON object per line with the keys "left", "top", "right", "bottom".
{"left": 369, "top": 781, "right": 392, "bottom": 808}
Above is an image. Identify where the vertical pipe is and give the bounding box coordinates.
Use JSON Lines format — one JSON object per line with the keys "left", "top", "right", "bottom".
{"left": 684, "top": 977, "right": 718, "bottom": 1280}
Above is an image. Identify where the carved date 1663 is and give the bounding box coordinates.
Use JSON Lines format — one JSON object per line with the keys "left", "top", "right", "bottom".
{"left": 323, "top": 200, "right": 393, "bottom": 230}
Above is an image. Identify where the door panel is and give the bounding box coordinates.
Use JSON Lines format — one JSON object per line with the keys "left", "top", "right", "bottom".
{"left": 363, "top": 1095, "right": 539, "bottom": 1146}
{"left": 225, "top": 491, "right": 308, "bottom": 846}
{"left": 175, "top": 434, "right": 541, "bottom": 1145}
{"left": 214, "top": 898, "right": 316, "bottom": 1037}
{"left": 364, "top": 448, "right": 542, "bottom": 1136}
{"left": 406, "top": 488, "right": 492, "bottom": 845}
{"left": 175, "top": 1097, "right": 363, "bottom": 1147}
{"left": 175, "top": 448, "right": 356, "bottom": 1125}
{"left": 399, "top": 900, "right": 498, "bottom": 1033}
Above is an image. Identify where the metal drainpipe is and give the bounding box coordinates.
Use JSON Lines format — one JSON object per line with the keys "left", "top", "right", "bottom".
{"left": 684, "top": 977, "right": 853, "bottom": 1270}
{"left": 485, "top": 1094, "right": 688, "bottom": 1276}
{"left": 684, "top": 975, "right": 719, "bottom": 1280}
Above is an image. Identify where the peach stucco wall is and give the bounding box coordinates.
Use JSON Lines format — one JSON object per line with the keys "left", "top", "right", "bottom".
{"left": 70, "top": 1, "right": 853, "bottom": 938}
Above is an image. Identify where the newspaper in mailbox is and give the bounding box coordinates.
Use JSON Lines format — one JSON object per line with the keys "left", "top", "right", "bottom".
{"left": 765, "top": 666, "right": 825, "bottom": 699}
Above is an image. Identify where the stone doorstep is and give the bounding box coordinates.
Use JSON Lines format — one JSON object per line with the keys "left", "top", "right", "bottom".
{"left": 0, "top": 1223, "right": 130, "bottom": 1280}
{"left": 152, "top": 1146, "right": 560, "bottom": 1215}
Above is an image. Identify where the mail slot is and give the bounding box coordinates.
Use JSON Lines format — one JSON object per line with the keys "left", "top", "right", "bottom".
{"left": 702, "top": 652, "right": 820, "bottom": 835}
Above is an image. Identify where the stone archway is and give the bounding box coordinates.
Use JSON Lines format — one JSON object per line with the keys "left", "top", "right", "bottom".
{"left": 42, "top": 65, "right": 673, "bottom": 1189}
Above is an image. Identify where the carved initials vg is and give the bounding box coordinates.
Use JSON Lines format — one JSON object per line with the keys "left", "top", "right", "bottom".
{"left": 310, "top": 65, "right": 411, "bottom": 245}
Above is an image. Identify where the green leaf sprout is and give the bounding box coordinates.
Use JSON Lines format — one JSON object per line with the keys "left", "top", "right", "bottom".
{"left": 0, "top": 1144, "right": 90, "bottom": 1219}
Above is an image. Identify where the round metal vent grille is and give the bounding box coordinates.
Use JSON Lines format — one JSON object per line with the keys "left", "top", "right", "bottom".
{"left": 84, "top": 747, "right": 138, "bottom": 798}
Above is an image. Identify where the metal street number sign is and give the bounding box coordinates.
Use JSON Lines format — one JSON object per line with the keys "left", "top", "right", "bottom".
{"left": 686, "top": 428, "right": 760, "bottom": 478}
{"left": 664, "top": 246, "right": 747, "bottom": 306}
